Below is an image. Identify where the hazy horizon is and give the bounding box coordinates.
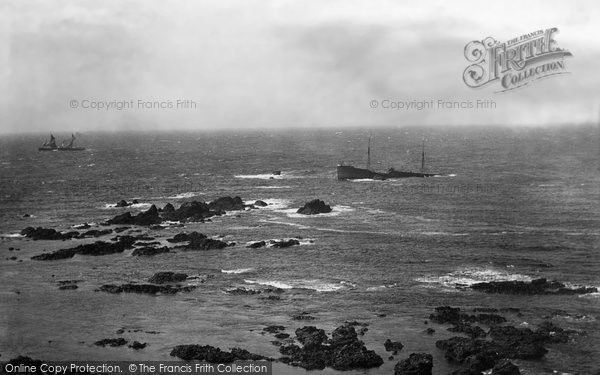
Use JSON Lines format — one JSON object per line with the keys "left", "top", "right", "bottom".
{"left": 2, "top": 0, "right": 600, "bottom": 134}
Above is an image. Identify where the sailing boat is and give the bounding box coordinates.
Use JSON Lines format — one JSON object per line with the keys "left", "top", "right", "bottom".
{"left": 38, "top": 134, "right": 58, "bottom": 151}
{"left": 58, "top": 134, "right": 85, "bottom": 151}
{"left": 336, "top": 137, "right": 436, "bottom": 180}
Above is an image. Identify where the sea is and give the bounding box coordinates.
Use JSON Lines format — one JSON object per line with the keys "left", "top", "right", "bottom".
{"left": 0, "top": 126, "right": 599, "bottom": 374}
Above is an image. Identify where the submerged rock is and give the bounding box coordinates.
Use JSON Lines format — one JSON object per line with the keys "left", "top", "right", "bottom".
{"left": 106, "top": 205, "right": 162, "bottom": 226}
{"left": 471, "top": 278, "right": 597, "bottom": 295}
{"left": 94, "top": 338, "right": 128, "bottom": 347}
{"left": 384, "top": 339, "right": 404, "bottom": 352}
{"left": 148, "top": 272, "right": 188, "bottom": 284}
{"left": 296, "top": 199, "right": 332, "bottom": 215}
{"left": 131, "top": 246, "right": 170, "bottom": 256}
{"left": 270, "top": 239, "right": 300, "bottom": 248}
{"left": 394, "top": 353, "right": 433, "bottom": 375}
{"left": 254, "top": 200, "right": 268, "bottom": 207}
{"left": 166, "top": 231, "right": 206, "bottom": 243}
{"left": 183, "top": 236, "right": 233, "bottom": 251}
{"left": 208, "top": 196, "right": 245, "bottom": 211}
{"left": 31, "top": 236, "right": 136, "bottom": 261}
{"left": 21, "top": 227, "right": 78, "bottom": 241}
{"left": 247, "top": 241, "right": 266, "bottom": 248}
{"left": 170, "top": 345, "right": 270, "bottom": 362}
{"left": 99, "top": 283, "right": 196, "bottom": 295}
{"left": 129, "top": 341, "right": 147, "bottom": 350}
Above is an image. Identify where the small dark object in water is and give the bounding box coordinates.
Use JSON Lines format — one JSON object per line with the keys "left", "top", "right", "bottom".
{"left": 94, "top": 338, "right": 128, "bottom": 347}
{"left": 296, "top": 199, "right": 332, "bottom": 215}
{"left": 129, "top": 341, "right": 147, "bottom": 350}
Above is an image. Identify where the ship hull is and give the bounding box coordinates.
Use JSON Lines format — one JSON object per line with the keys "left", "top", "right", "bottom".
{"left": 337, "top": 165, "right": 436, "bottom": 180}
{"left": 337, "top": 165, "right": 378, "bottom": 180}
{"left": 58, "top": 147, "right": 85, "bottom": 151}
{"left": 38, "top": 147, "right": 57, "bottom": 151}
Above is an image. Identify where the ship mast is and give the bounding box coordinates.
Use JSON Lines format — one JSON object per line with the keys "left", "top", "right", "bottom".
{"left": 421, "top": 139, "right": 425, "bottom": 173}
{"left": 367, "top": 136, "right": 371, "bottom": 170}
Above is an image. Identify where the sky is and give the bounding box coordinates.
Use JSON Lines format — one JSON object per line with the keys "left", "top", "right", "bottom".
{"left": 1, "top": 0, "right": 599, "bottom": 133}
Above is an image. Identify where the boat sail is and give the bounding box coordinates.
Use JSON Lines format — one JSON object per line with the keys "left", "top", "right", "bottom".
{"left": 38, "top": 134, "right": 58, "bottom": 151}
{"left": 58, "top": 134, "right": 85, "bottom": 151}
{"left": 38, "top": 134, "right": 85, "bottom": 151}
{"left": 337, "top": 137, "right": 436, "bottom": 180}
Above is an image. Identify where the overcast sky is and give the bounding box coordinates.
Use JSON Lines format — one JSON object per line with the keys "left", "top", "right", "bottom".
{"left": 1, "top": 0, "right": 599, "bottom": 133}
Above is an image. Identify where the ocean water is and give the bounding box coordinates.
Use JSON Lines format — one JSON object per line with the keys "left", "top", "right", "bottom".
{"left": 0, "top": 126, "right": 599, "bottom": 374}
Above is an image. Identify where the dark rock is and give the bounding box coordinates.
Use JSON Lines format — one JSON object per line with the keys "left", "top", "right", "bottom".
{"left": 148, "top": 272, "right": 188, "bottom": 284}
{"left": 134, "top": 241, "right": 161, "bottom": 247}
{"left": 247, "top": 241, "right": 266, "bottom": 248}
{"left": 394, "top": 353, "right": 433, "bottom": 375}
{"left": 292, "top": 312, "right": 316, "bottom": 320}
{"left": 384, "top": 339, "right": 404, "bottom": 352}
{"left": 329, "top": 339, "right": 384, "bottom": 370}
{"left": 162, "top": 203, "right": 175, "bottom": 213}
{"left": 208, "top": 196, "right": 245, "bottom": 212}
{"left": 254, "top": 200, "right": 268, "bottom": 207}
{"left": 94, "top": 338, "right": 128, "bottom": 347}
{"left": 448, "top": 322, "right": 487, "bottom": 338}
{"left": 131, "top": 246, "right": 170, "bottom": 256}
{"left": 424, "top": 328, "right": 435, "bottom": 334}
{"left": 129, "top": 341, "right": 147, "bottom": 350}
{"left": 280, "top": 324, "right": 383, "bottom": 371}
{"left": 471, "top": 278, "right": 597, "bottom": 295}
{"left": 488, "top": 326, "right": 548, "bottom": 359}
{"left": 170, "top": 345, "right": 269, "bottom": 362}
{"left": 275, "top": 333, "right": 290, "bottom": 339}
{"left": 32, "top": 236, "right": 136, "bottom": 261}
{"left": 491, "top": 359, "right": 521, "bottom": 375}
{"left": 115, "top": 200, "right": 131, "bottom": 207}
{"left": 470, "top": 314, "right": 507, "bottom": 326}
{"left": 99, "top": 283, "right": 196, "bottom": 295}
{"left": 106, "top": 205, "right": 162, "bottom": 226}
{"left": 58, "top": 284, "right": 78, "bottom": 290}
{"left": 20, "top": 227, "right": 79, "bottom": 241}
{"left": 167, "top": 231, "right": 207, "bottom": 243}
{"left": 296, "top": 326, "right": 328, "bottom": 347}
{"left": 331, "top": 325, "right": 358, "bottom": 346}
{"left": 114, "top": 226, "right": 130, "bottom": 233}
{"left": 78, "top": 229, "right": 113, "bottom": 238}
{"left": 270, "top": 239, "right": 300, "bottom": 248}
{"left": 162, "top": 201, "right": 211, "bottom": 222}
{"left": 435, "top": 336, "right": 501, "bottom": 366}
{"left": 183, "top": 236, "right": 233, "bottom": 251}
{"left": 296, "top": 199, "right": 332, "bottom": 215}
{"left": 429, "top": 306, "right": 462, "bottom": 324}
{"left": 273, "top": 171, "right": 281, "bottom": 175}
{"left": 263, "top": 325, "right": 285, "bottom": 334}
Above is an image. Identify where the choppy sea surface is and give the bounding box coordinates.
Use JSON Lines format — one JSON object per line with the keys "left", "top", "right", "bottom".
{"left": 0, "top": 126, "right": 599, "bottom": 374}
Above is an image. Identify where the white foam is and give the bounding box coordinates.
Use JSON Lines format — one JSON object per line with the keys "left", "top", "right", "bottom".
{"left": 101, "top": 202, "right": 152, "bottom": 210}
{"left": 244, "top": 279, "right": 349, "bottom": 292}
{"left": 1, "top": 233, "right": 25, "bottom": 238}
{"left": 221, "top": 268, "right": 254, "bottom": 274}
{"left": 260, "top": 198, "right": 291, "bottom": 210}
{"left": 167, "top": 192, "right": 205, "bottom": 199}
{"left": 415, "top": 267, "right": 533, "bottom": 289}
{"left": 235, "top": 173, "right": 284, "bottom": 180}
{"left": 255, "top": 186, "right": 291, "bottom": 189}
